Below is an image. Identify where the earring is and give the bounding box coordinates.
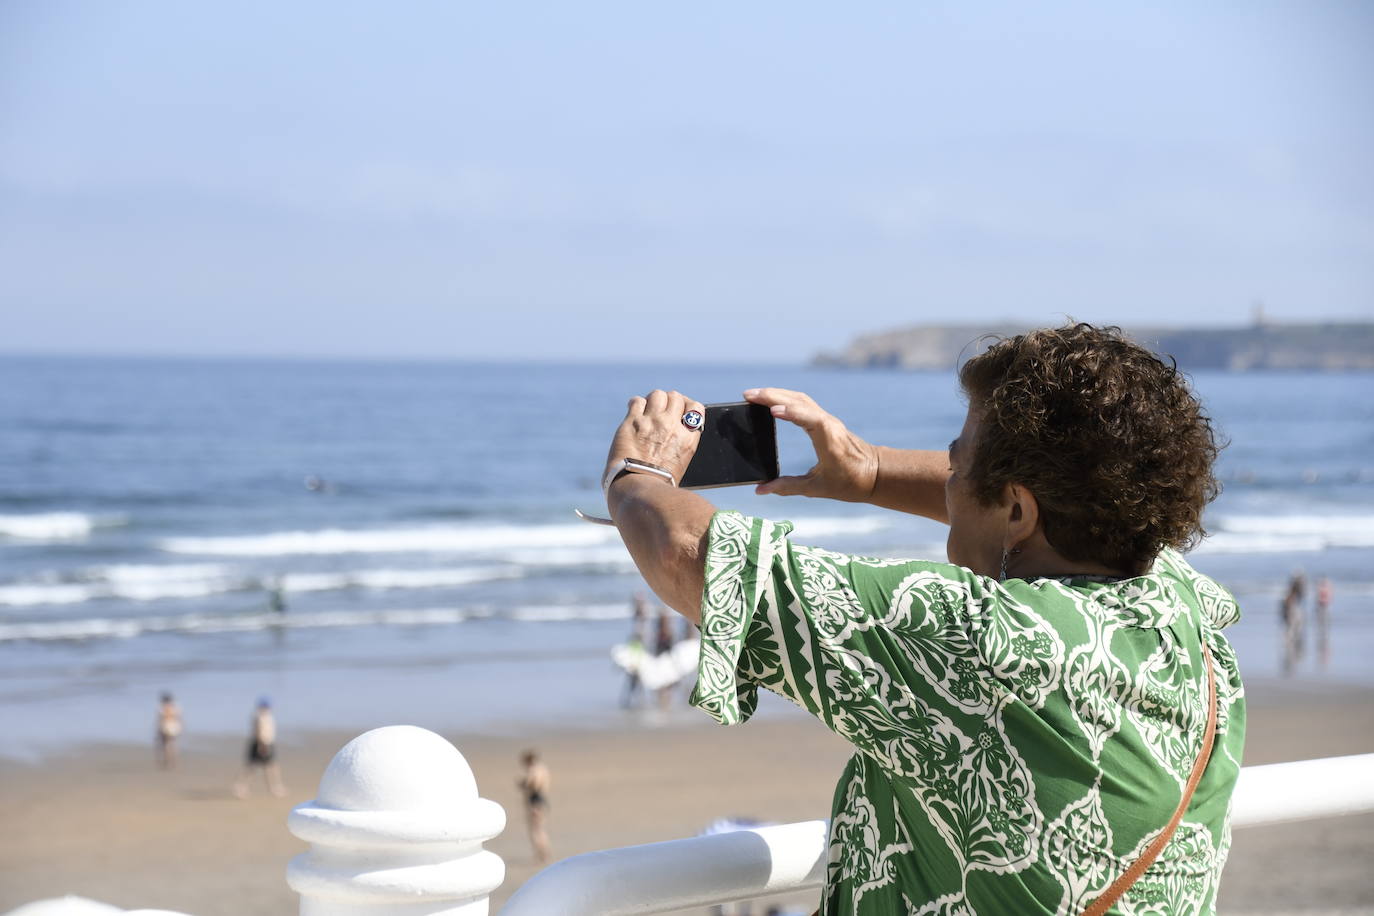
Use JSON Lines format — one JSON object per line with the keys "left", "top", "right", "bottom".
{"left": 999, "top": 547, "right": 1022, "bottom": 582}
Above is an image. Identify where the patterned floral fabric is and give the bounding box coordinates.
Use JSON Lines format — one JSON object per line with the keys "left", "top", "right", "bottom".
{"left": 690, "top": 512, "right": 1246, "bottom": 916}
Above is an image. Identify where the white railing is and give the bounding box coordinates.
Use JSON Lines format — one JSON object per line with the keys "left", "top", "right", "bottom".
{"left": 499, "top": 820, "right": 829, "bottom": 915}
{"left": 1229, "top": 752, "right": 1374, "bottom": 827}
{"left": 7, "top": 728, "right": 1373, "bottom": 916}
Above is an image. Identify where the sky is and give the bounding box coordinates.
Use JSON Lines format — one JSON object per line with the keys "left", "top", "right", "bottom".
{"left": 1, "top": 1, "right": 1371, "bottom": 363}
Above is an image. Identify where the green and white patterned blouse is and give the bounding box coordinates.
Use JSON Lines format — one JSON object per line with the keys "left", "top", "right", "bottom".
{"left": 690, "top": 512, "right": 1246, "bottom": 916}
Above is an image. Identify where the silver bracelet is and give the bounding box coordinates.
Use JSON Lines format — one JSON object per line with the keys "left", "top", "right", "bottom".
{"left": 601, "top": 457, "right": 676, "bottom": 495}
{"left": 576, "top": 458, "right": 676, "bottom": 526}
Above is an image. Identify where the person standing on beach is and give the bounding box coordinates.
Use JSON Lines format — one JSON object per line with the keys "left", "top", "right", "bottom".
{"left": 1281, "top": 572, "right": 1307, "bottom": 673}
{"left": 620, "top": 592, "right": 649, "bottom": 708}
{"left": 233, "top": 698, "right": 286, "bottom": 798}
{"left": 155, "top": 692, "right": 182, "bottom": 770}
{"left": 517, "top": 749, "right": 552, "bottom": 863}
{"left": 653, "top": 606, "right": 677, "bottom": 709}
{"left": 1315, "top": 575, "right": 1333, "bottom": 666}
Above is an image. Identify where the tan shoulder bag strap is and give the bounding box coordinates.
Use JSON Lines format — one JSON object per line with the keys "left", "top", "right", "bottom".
{"left": 1081, "top": 642, "right": 1218, "bottom": 916}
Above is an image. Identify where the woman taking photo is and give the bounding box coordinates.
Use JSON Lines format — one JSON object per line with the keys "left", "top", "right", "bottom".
{"left": 603, "top": 324, "right": 1244, "bottom": 915}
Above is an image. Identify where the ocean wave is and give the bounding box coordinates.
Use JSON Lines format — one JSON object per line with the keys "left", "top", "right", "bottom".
{"left": 0, "top": 512, "right": 125, "bottom": 541}
{"left": 0, "top": 584, "right": 97, "bottom": 606}
{"left": 1198, "top": 514, "right": 1374, "bottom": 554}
{"left": 0, "top": 602, "right": 631, "bottom": 642}
{"left": 0, "top": 607, "right": 468, "bottom": 641}
{"left": 503, "top": 545, "right": 638, "bottom": 569}
{"left": 156, "top": 514, "right": 892, "bottom": 558}
{"left": 0, "top": 563, "right": 527, "bottom": 607}
{"left": 786, "top": 516, "right": 893, "bottom": 538}
{"left": 0, "top": 579, "right": 240, "bottom": 607}
{"left": 0, "top": 564, "right": 240, "bottom": 606}
{"left": 92, "top": 563, "right": 233, "bottom": 583}
{"left": 282, "top": 565, "right": 523, "bottom": 593}
{"left": 159, "top": 522, "right": 619, "bottom": 556}
{"left": 508, "top": 603, "right": 633, "bottom": 622}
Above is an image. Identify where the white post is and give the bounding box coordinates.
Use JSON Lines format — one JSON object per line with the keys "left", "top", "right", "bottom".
{"left": 287, "top": 726, "right": 507, "bottom": 916}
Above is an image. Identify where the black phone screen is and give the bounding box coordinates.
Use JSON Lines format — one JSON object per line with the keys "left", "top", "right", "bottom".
{"left": 679, "top": 402, "right": 779, "bottom": 490}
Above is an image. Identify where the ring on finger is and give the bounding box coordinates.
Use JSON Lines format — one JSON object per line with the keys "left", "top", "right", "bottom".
{"left": 681, "top": 409, "right": 704, "bottom": 431}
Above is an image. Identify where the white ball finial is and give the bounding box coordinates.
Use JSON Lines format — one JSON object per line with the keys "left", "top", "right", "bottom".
{"left": 288, "top": 726, "right": 506, "bottom": 916}
{"left": 318, "top": 726, "right": 478, "bottom": 813}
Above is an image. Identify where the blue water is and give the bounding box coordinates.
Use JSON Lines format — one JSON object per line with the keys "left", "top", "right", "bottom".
{"left": 2, "top": 357, "right": 1372, "bottom": 757}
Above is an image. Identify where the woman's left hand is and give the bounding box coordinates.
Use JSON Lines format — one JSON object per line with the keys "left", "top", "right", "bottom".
{"left": 606, "top": 389, "right": 706, "bottom": 486}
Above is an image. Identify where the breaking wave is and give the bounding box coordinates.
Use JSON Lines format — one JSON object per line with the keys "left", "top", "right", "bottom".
{"left": 156, "top": 514, "right": 894, "bottom": 557}
{"left": 1198, "top": 514, "right": 1374, "bottom": 554}
{"left": 0, "top": 601, "right": 632, "bottom": 642}
{"left": 0, "top": 512, "right": 125, "bottom": 541}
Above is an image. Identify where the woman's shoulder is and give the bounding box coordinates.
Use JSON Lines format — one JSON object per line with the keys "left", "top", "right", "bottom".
{"left": 1149, "top": 547, "right": 1243, "bottom": 630}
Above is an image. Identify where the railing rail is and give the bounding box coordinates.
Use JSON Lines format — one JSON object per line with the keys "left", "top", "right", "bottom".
{"left": 499, "top": 820, "right": 829, "bottom": 916}
{"left": 1229, "top": 752, "right": 1374, "bottom": 828}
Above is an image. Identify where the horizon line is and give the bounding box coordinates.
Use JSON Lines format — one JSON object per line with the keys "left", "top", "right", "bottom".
{"left": 0, "top": 348, "right": 808, "bottom": 368}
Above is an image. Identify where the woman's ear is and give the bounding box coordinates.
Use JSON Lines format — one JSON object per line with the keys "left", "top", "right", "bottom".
{"left": 1005, "top": 483, "right": 1040, "bottom": 547}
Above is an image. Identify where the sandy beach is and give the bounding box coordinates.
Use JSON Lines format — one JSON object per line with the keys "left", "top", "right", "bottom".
{"left": 1, "top": 677, "right": 1371, "bottom": 915}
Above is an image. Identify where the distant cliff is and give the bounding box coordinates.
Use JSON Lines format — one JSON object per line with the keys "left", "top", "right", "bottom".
{"left": 813, "top": 321, "right": 1374, "bottom": 371}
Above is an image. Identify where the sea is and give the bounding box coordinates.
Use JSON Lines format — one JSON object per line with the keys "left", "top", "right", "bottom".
{"left": 2, "top": 356, "right": 1372, "bottom": 760}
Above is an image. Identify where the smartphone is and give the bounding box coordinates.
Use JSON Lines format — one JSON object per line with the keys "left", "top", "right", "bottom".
{"left": 679, "top": 402, "right": 779, "bottom": 490}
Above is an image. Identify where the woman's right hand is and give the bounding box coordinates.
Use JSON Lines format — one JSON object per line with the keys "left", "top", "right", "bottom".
{"left": 743, "top": 388, "right": 878, "bottom": 502}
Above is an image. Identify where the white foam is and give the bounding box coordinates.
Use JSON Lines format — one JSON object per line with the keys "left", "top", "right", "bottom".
{"left": 0, "top": 560, "right": 540, "bottom": 608}
{"left": 0, "top": 512, "right": 122, "bottom": 540}
{"left": 0, "top": 584, "right": 95, "bottom": 606}
{"left": 92, "top": 563, "right": 232, "bottom": 584}
{"left": 503, "top": 545, "right": 636, "bottom": 568}
{"left": 0, "top": 580, "right": 238, "bottom": 606}
{"left": 283, "top": 565, "right": 522, "bottom": 593}
{"left": 0, "top": 607, "right": 473, "bottom": 641}
{"left": 1198, "top": 514, "right": 1374, "bottom": 554}
{"left": 786, "top": 516, "right": 892, "bottom": 538}
{"left": 0, "top": 600, "right": 637, "bottom": 642}
{"left": 159, "top": 522, "right": 619, "bottom": 556}
{"left": 0, "top": 564, "right": 243, "bottom": 606}
{"left": 508, "top": 603, "right": 634, "bottom": 622}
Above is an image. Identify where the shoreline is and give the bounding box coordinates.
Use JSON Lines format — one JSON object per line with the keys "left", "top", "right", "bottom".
{"left": 3, "top": 667, "right": 1365, "bottom": 764}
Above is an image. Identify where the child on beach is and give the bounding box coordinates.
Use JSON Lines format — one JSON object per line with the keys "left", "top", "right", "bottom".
{"left": 155, "top": 692, "right": 182, "bottom": 770}
{"left": 233, "top": 698, "right": 286, "bottom": 798}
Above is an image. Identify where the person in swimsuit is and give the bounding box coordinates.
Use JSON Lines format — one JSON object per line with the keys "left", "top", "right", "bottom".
{"left": 233, "top": 697, "right": 286, "bottom": 798}
{"left": 155, "top": 691, "right": 182, "bottom": 770}
{"left": 517, "top": 749, "right": 552, "bottom": 863}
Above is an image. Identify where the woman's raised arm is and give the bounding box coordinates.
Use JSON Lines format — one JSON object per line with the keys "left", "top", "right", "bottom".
{"left": 742, "top": 388, "right": 951, "bottom": 524}
{"left": 605, "top": 390, "right": 716, "bottom": 623}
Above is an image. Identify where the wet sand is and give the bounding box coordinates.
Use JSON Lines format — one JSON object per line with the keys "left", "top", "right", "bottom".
{"left": 2, "top": 679, "right": 1371, "bottom": 915}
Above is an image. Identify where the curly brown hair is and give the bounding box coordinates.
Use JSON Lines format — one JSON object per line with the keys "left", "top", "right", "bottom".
{"left": 957, "top": 323, "right": 1221, "bottom": 573}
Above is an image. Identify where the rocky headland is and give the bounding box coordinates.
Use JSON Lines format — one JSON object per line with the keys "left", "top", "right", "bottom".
{"left": 813, "top": 320, "right": 1374, "bottom": 371}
